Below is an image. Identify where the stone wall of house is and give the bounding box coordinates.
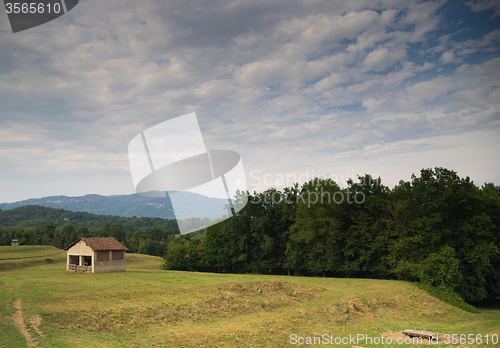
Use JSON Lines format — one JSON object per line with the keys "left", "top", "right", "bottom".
{"left": 93, "top": 251, "right": 126, "bottom": 273}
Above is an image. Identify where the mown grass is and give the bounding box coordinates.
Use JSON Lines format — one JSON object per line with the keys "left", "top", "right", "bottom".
{"left": 0, "top": 246, "right": 498, "bottom": 347}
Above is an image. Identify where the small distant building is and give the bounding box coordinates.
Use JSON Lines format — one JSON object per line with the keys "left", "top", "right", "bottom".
{"left": 63, "top": 217, "right": 69, "bottom": 222}
{"left": 64, "top": 237, "right": 129, "bottom": 273}
{"left": 11, "top": 239, "right": 19, "bottom": 246}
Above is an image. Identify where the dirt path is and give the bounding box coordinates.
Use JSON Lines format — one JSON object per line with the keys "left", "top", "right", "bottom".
{"left": 28, "top": 315, "right": 43, "bottom": 336}
{"left": 12, "top": 299, "right": 38, "bottom": 348}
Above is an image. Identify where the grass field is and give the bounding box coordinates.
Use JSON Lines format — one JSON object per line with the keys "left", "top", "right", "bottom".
{"left": 0, "top": 246, "right": 498, "bottom": 347}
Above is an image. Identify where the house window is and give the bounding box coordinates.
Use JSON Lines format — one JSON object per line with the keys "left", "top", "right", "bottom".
{"left": 112, "top": 251, "right": 124, "bottom": 260}
{"left": 96, "top": 251, "right": 109, "bottom": 261}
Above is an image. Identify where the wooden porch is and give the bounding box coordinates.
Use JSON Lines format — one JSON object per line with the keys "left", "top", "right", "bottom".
{"left": 68, "top": 264, "right": 92, "bottom": 273}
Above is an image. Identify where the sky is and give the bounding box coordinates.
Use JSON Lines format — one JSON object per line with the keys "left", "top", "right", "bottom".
{"left": 0, "top": 0, "right": 499, "bottom": 203}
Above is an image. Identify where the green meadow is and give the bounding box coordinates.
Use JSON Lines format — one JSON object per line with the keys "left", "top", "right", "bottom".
{"left": 0, "top": 246, "right": 498, "bottom": 348}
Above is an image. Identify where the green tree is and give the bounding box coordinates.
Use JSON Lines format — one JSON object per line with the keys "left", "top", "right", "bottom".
{"left": 289, "top": 179, "right": 342, "bottom": 277}
{"left": 162, "top": 236, "right": 201, "bottom": 271}
{"left": 388, "top": 168, "right": 498, "bottom": 302}
{"left": 339, "top": 175, "right": 391, "bottom": 277}
{"left": 109, "top": 223, "right": 126, "bottom": 242}
{"left": 60, "top": 223, "right": 76, "bottom": 248}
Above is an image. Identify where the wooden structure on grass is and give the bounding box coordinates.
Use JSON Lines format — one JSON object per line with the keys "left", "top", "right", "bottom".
{"left": 64, "top": 237, "right": 129, "bottom": 273}
{"left": 402, "top": 329, "right": 438, "bottom": 340}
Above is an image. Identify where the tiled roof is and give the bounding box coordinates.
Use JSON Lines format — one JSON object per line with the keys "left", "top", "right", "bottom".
{"left": 64, "top": 237, "right": 129, "bottom": 251}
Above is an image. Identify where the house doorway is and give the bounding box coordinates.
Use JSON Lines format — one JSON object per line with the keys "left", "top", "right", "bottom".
{"left": 69, "top": 255, "right": 79, "bottom": 265}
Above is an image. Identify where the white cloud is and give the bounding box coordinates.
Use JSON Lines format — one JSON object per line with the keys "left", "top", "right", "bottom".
{"left": 466, "top": 0, "right": 500, "bottom": 17}
{"left": 362, "top": 47, "right": 407, "bottom": 71}
{"left": 440, "top": 50, "right": 457, "bottom": 64}
{"left": 0, "top": 0, "right": 498, "bottom": 202}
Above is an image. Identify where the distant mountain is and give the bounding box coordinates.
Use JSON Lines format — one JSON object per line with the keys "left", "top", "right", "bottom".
{"left": 0, "top": 192, "right": 229, "bottom": 221}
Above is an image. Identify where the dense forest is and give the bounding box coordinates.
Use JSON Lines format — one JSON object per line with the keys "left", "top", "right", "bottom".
{"left": 162, "top": 167, "right": 500, "bottom": 306}
{"left": 1, "top": 167, "right": 499, "bottom": 306}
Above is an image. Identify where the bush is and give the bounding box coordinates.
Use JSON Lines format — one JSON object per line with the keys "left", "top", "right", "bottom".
{"left": 418, "top": 283, "right": 479, "bottom": 313}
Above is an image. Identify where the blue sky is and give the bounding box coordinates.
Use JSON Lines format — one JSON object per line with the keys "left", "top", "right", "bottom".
{"left": 0, "top": 0, "right": 499, "bottom": 202}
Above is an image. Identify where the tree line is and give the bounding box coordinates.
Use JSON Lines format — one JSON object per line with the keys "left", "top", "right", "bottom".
{"left": 162, "top": 167, "right": 500, "bottom": 306}
{"left": 0, "top": 220, "right": 187, "bottom": 257}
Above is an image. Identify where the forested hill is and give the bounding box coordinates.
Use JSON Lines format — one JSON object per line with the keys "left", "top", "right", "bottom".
{"left": 0, "top": 205, "right": 179, "bottom": 233}
{"left": 0, "top": 191, "right": 228, "bottom": 220}
{"left": 0, "top": 205, "right": 187, "bottom": 258}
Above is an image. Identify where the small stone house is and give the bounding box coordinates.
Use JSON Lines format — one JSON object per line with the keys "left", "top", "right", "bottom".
{"left": 64, "top": 237, "right": 129, "bottom": 273}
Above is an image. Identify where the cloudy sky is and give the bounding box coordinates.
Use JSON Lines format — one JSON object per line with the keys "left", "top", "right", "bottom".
{"left": 0, "top": 0, "right": 499, "bottom": 203}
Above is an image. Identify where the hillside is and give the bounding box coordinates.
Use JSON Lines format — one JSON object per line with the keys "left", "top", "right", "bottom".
{"left": 0, "top": 246, "right": 498, "bottom": 348}
{"left": 0, "top": 191, "right": 228, "bottom": 220}
{"left": 0, "top": 245, "right": 66, "bottom": 271}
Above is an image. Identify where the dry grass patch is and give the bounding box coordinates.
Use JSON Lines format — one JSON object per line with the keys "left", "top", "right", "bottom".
{"left": 45, "top": 281, "right": 324, "bottom": 333}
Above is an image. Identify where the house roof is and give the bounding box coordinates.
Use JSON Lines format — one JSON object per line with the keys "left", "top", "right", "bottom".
{"left": 64, "top": 237, "right": 129, "bottom": 251}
